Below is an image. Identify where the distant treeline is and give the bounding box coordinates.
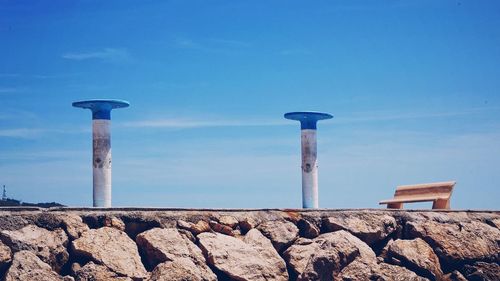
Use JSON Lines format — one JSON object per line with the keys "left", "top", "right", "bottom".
{"left": 0, "top": 198, "right": 65, "bottom": 208}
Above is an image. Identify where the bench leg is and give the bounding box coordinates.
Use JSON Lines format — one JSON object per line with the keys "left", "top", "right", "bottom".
{"left": 387, "top": 202, "right": 403, "bottom": 209}
{"left": 432, "top": 199, "right": 450, "bottom": 210}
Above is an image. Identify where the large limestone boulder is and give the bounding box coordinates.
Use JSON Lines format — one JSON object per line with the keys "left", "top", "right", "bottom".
{"left": 0, "top": 240, "right": 12, "bottom": 270}
{"left": 284, "top": 230, "right": 371, "bottom": 280}
{"left": 103, "top": 216, "right": 126, "bottom": 231}
{"left": 243, "top": 229, "right": 288, "bottom": 278}
{"left": 463, "top": 261, "right": 500, "bottom": 281}
{"left": 443, "top": 270, "right": 468, "bottom": 281}
{"left": 489, "top": 218, "right": 500, "bottom": 229}
{"left": 59, "top": 214, "right": 89, "bottom": 240}
{"left": 136, "top": 228, "right": 216, "bottom": 280}
{"left": 407, "top": 220, "right": 500, "bottom": 264}
{"left": 302, "top": 231, "right": 378, "bottom": 280}
{"left": 284, "top": 229, "right": 436, "bottom": 281}
{"left": 257, "top": 220, "right": 299, "bottom": 252}
{"left": 148, "top": 259, "right": 210, "bottom": 281}
{"left": 336, "top": 235, "right": 433, "bottom": 281}
{"left": 32, "top": 213, "right": 89, "bottom": 240}
{"left": 72, "top": 227, "right": 147, "bottom": 279}
{"left": 386, "top": 238, "right": 442, "bottom": 280}
{"left": 335, "top": 231, "right": 379, "bottom": 281}
{"left": 4, "top": 250, "right": 64, "bottom": 281}
{"left": 0, "top": 225, "right": 68, "bottom": 272}
{"left": 198, "top": 231, "right": 288, "bottom": 281}
{"left": 0, "top": 215, "right": 30, "bottom": 232}
{"left": 336, "top": 259, "right": 379, "bottom": 281}
{"left": 283, "top": 238, "right": 319, "bottom": 277}
{"left": 339, "top": 259, "right": 392, "bottom": 281}
{"left": 177, "top": 220, "right": 211, "bottom": 235}
{"left": 297, "top": 219, "right": 320, "bottom": 239}
{"left": 284, "top": 231, "right": 430, "bottom": 281}
{"left": 74, "top": 262, "right": 132, "bottom": 281}
{"left": 323, "top": 213, "right": 397, "bottom": 245}
{"left": 218, "top": 215, "right": 239, "bottom": 229}
{"left": 239, "top": 217, "right": 257, "bottom": 234}
{"left": 210, "top": 221, "right": 233, "bottom": 236}
{"left": 377, "top": 263, "right": 429, "bottom": 281}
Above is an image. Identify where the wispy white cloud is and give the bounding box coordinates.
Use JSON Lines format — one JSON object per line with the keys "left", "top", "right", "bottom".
{"left": 62, "top": 48, "right": 130, "bottom": 62}
{"left": 0, "top": 87, "right": 24, "bottom": 94}
{"left": 174, "top": 38, "right": 200, "bottom": 49}
{"left": 32, "top": 73, "right": 81, "bottom": 79}
{"left": 0, "top": 128, "right": 45, "bottom": 138}
{"left": 0, "top": 110, "right": 38, "bottom": 121}
{"left": 0, "top": 149, "right": 87, "bottom": 162}
{"left": 122, "top": 107, "right": 495, "bottom": 129}
{"left": 0, "top": 73, "right": 20, "bottom": 78}
{"left": 279, "top": 48, "right": 312, "bottom": 56}
{"left": 209, "top": 38, "right": 252, "bottom": 48}
{"left": 337, "top": 107, "right": 497, "bottom": 124}
{"left": 66, "top": 83, "right": 112, "bottom": 92}
{"left": 173, "top": 37, "right": 251, "bottom": 53}
{"left": 123, "top": 118, "right": 290, "bottom": 129}
{"left": 0, "top": 73, "right": 80, "bottom": 79}
{"left": 0, "top": 126, "right": 89, "bottom": 138}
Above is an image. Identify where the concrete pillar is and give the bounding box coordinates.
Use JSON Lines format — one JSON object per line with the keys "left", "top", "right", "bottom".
{"left": 73, "top": 99, "right": 129, "bottom": 207}
{"left": 285, "top": 111, "right": 333, "bottom": 208}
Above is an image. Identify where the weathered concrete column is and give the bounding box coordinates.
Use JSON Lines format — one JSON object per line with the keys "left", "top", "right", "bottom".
{"left": 285, "top": 111, "right": 333, "bottom": 208}
{"left": 73, "top": 99, "right": 129, "bottom": 207}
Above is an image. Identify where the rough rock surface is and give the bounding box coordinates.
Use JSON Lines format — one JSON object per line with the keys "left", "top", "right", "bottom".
{"left": 198, "top": 231, "right": 288, "bottom": 281}
{"left": 443, "top": 270, "right": 468, "bottom": 281}
{"left": 257, "top": 220, "right": 299, "bottom": 251}
{"left": 103, "top": 215, "right": 126, "bottom": 231}
{"left": 0, "top": 209, "right": 499, "bottom": 280}
{"left": 0, "top": 240, "right": 11, "bottom": 269}
{"left": 210, "top": 220, "right": 233, "bottom": 235}
{"left": 463, "top": 262, "right": 500, "bottom": 281}
{"left": 304, "top": 231, "right": 376, "bottom": 280}
{"left": 74, "top": 262, "right": 132, "bottom": 281}
{"left": 489, "top": 218, "right": 500, "bottom": 229}
{"left": 149, "top": 259, "right": 208, "bottom": 281}
{"left": 323, "top": 212, "right": 397, "bottom": 245}
{"left": 60, "top": 214, "right": 89, "bottom": 240}
{"left": 243, "top": 229, "right": 288, "bottom": 278}
{"left": 136, "top": 228, "right": 216, "bottom": 280}
{"left": 283, "top": 230, "right": 370, "bottom": 280}
{"left": 335, "top": 231, "right": 379, "bottom": 280}
{"left": 4, "top": 250, "right": 64, "bottom": 281}
{"left": 283, "top": 238, "right": 319, "bottom": 277}
{"left": 177, "top": 220, "right": 211, "bottom": 235}
{"left": 297, "top": 219, "right": 320, "bottom": 239}
{"left": 336, "top": 259, "right": 376, "bottom": 281}
{"left": 72, "top": 226, "right": 147, "bottom": 279}
{"left": 218, "top": 215, "right": 239, "bottom": 228}
{"left": 239, "top": 217, "right": 257, "bottom": 234}
{"left": 377, "top": 263, "right": 429, "bottom": 281}
{"left": 282, "top": 229, "right": 431, "bottom": 281}
{"left": 386, "top": 238, "right": 442, "bottom": 280}
{"left": 0, "top": 224, "right": 68, "bottom": 272}
{"left": 407, "top": 220, "right": 500, "bottom": 264}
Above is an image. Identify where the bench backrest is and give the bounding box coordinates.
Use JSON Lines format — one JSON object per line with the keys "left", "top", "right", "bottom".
{"left": 394, "top": 181, "right": 456, "bottom": 199}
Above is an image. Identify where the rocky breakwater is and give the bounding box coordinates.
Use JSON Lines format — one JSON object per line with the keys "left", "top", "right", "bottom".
{"left": 0, "top": 208, "right": 498, "bottom": 281}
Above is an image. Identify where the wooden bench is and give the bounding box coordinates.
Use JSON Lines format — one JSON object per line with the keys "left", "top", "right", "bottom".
{"left": 379, "top": 181, "right": 456, "bottom": 209}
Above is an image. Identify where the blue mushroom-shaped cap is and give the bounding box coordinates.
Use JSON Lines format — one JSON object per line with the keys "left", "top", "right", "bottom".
{"left": 72, "top": 99, "right": 130, "bottom": 120}
{"left": 284, "top": 111, "right": 333, "bottom": 129}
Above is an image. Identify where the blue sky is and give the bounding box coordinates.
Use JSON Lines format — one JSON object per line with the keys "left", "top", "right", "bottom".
{"left": 1, "top": 0, "right": 499, "bottom": 209}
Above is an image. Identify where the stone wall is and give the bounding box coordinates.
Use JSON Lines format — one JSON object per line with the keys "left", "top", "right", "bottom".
{"left": 0, "top": 208, "right": 498, "bottom": 281}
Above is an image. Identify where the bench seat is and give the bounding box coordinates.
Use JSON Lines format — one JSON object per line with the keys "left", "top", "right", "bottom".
{"left": 379, "top": 195, "right": 449, "bottom": 204}
{"left": 379, "top": 181, "right": 456, "bottom": 209}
